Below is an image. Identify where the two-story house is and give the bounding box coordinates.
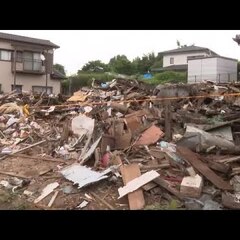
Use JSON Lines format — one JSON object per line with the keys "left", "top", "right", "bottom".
{"left": 152, "top": 45, "right": 238, "bottom": 83}
{"left": 0, "top": 32, "right": 64, "bottom": 94}
{"left": 160, "top": 45, "right": 219, "bottom": 71}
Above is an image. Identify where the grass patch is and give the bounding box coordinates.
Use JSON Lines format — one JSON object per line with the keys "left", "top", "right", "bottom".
{"left": 144, "top": 200, "right": 183, "bottom": 210}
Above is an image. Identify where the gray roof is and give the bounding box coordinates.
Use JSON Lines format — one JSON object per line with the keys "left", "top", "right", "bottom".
{"left": 0, "top": 32, "right": 59, "bottom": 48}
{"left": 159, "top": 45, "right": 218, "bottom": 56}
{"left": 51, "top": 69, "right": 67, "bottom": 79}
{"left": 188, "top": 55, "right": 238, "bottom": 62}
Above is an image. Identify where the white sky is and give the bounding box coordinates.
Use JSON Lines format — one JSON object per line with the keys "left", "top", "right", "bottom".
{"left": 1, "top": 30, "right": 240, "bottom": 76}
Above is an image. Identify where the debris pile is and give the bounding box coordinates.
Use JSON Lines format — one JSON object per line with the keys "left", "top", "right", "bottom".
{"left": 1, "top": 79, "right": 240, "bottom": 210}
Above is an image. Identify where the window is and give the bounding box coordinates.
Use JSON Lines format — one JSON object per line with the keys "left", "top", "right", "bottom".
{"left": 11, "top": 85, "right": 22, "bottom": 93}
{"left": 32, "top": 86, "right": 53, "bottom": 94}
{"left": 23, "top": 51, "right": 42, "bottom": 71}
{"left": 0, "top": 50, "right": 11, "bottom": 61}
{"left": 170, "top": 57, "right": 174, "bottom": 64}
{"left": 16, "top": 51, "right": 23, "bottom": 62}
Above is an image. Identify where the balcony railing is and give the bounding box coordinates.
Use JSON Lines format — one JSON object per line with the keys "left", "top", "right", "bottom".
{"left": 12, "top": 58, "right": 46, "bottom": 74}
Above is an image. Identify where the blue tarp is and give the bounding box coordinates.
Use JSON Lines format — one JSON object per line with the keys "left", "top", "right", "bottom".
{"left": 143, "top": 73, "right": 153, "bottom": 79}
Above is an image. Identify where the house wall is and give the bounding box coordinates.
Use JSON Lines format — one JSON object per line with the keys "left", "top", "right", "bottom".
{"left": 0, "top": 41, "right": 13, "bottom": 50}
{"left": 0, "top": 40, "right": 60, "bottom": 94}
{"left": 188, "top": 58, "right": 217, "bottom": 83}
{"left": 188, "top": 57, "right": 237, "bottom": 83}
{"left": 163, "top": 51, "right": 209, "bottom": 67}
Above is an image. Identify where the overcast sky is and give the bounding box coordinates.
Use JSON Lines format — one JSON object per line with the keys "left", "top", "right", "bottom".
{"left": 1, "top": 30, "right": 240, "bottom": 75}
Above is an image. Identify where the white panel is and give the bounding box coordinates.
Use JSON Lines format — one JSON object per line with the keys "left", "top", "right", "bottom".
{"left": 187, "top": 58, "right": 216, "bottom": 83}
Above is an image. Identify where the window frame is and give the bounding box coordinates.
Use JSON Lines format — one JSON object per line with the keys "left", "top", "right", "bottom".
{"left": 170, "top": 57, "right": 174, "bottom": 64}
{"left": 23, "top": 51, "right": 42, "bottom": 71}
{"left": 11, "top": 84, "right": 22, "bottom": 93}
{"left": 32, "top": 86, "right": 53, "bottom": 94}
{"left": 0, "top": 49, "right": 12, "bottom": 62}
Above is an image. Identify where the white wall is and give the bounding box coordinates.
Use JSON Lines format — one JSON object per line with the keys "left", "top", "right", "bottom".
{"left": 163, "top": 51, "right": 208, "bottom": 67}
{"left": 188, "top": 57, "right": 237, "bottom": 83}
{"left": 188, "top": 58, "right": 217, "bottom": 83}
{"left": 216, "top": 58, "right": 237, "bottom": 82}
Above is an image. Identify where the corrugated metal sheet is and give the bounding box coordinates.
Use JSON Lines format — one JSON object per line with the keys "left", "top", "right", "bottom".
{"left": 61, "top": 164, "right": 112, "bottom": 189}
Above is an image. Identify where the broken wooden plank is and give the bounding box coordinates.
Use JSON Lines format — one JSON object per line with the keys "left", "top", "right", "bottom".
{"left": 39, "top": 169, "right": 53, "bottom": 176}
{"left": 164, "top": 100, "right": 172, "bottom": 141}
{"left": 207, "top": 161, "right": 231, "bottom": 174}
{"left": 120, "top": 163, "right": 145, "bottom": 210}
{"left": 0, "top": 170, "right": 31, "bottom": 179}
{"left": 34, "top": 182, "right": 59, "bottom": 204}
{"left": 153, "top": 177, "right": 183, "bottom": 200}
{"left": 177, "top": 146, "right": 233, "bottom": 191}
{"left": 48, "top": 191, "right": 59, "bottom": 207}
{"left": 91, "top": 192, "right": 115, "bottom": 210}
{"left": 142, "top": 182, "right": 157, "bottom": 191}
{"left": 79, "top": 136, "right": 102, "bottom": 164}
{"left": 118, "top": 170, "right": 160, "bottom": 199}
{"left": 216, "top": 156, "right": 240, "bottom": 164}
{"left": 14, "top": 153, "right": 66, "bottom": 163}
{"left": 140, "top": 163, "right": 170, "bottom": 171}
{"left": 0, "top": 140, "right": 47, "bottom": 161}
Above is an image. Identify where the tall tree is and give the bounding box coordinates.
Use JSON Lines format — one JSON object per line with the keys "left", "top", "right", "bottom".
{"left": 109, "top": 55, "right": 134, "bottom": 75}
{"left": 54, "top": 63, "right": 66, "bottom": 75}
{"left": 134, "top": 52, "right": 157, "bottom": 74}
{"left": 80, "top": 60, "right": 109, "bottom": 73}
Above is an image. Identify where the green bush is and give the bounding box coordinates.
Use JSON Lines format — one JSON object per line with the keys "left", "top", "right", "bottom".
{"left": 142, "top": 71, "right": 187, "bottom": 86}
{"left": 154, "top": 71, "right": 187, "bottom": 82}
{"left": 66, "top": 73, "right": 115, "bottom": 94}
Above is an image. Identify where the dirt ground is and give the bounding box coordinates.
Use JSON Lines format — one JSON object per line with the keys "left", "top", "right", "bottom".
{"left": 0, "top": 155, "right": 178, "bottom": 210}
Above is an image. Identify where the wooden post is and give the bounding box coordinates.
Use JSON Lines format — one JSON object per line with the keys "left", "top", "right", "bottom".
{"left": 164, "top": 100, "right": 172, "bottom": 141}
{"left": 45, "top": 50, "right": 48, "bottom": 94}
{"left": 69, "top": 77, "right": 72, "bottom": 95}
{"left": 13, "top": 49, "right": 17, "bottom": 90}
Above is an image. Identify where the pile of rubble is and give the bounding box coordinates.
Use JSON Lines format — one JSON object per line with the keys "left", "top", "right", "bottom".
{"left": 1, "top": 79, "right": 240, "bottom": 210}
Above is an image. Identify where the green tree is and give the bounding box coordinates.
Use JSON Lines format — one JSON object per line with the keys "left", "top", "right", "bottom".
{"left": 54, "top": 63, "right": 66, "bottom": 75}
{"left": 80, "top": 60, "right": 109, "bottom": 73}
{"left": 109, "top": 55, "right": 134, "bottom": 75}
{"left": 134, "top": 52, "right": 157, "bottom": 74}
